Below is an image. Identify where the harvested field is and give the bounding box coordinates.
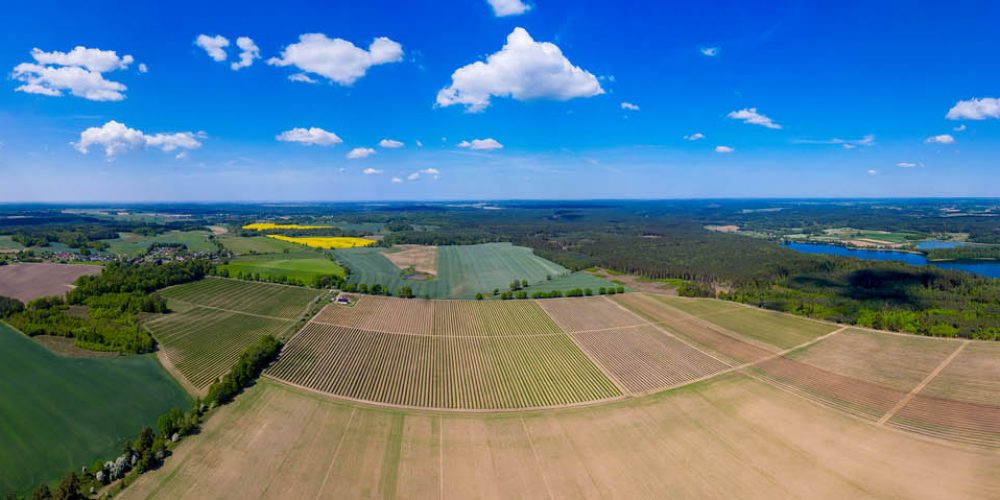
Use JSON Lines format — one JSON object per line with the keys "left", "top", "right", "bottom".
{"left": 569, "top": 324, "right": 729, "bottom": 393}
{"left": 147, "top": 307, "right": 291, "bottom": 389}
{"left": 656, "top": 296, "right": 836, "bottom": 349}
{"left": 613, "top": 293, "right": 775, "bottom": 364}
{"left": 267, "top": 323, "right": 621, "bottom": 409}
{"left": 917, "top": 341, "right": 1000, "bottom": 406}
{"left": 159, "top": 278, "right": 321, "bottom": 319}
{"left": 313, "top": 296, "right": 435, "bottom": 335}
{"left": 382, "top": 244, "right": 438, "bottom": 276}
{"left": 788, "top": 328, "right": 959, "bottom": 392}
{"left": 0, "top": 262, "right": 101, "bottom": 302}
{"left": 122, "top": 377, "right": 1000, "bottom": 499}
{"left": 889, "top": 392, "right": 1000, "bottom": 447}
{"left": 537, "top": 296, "right": 646, "bottom": 332}
{"left": 433, "top": 300, "right": 561, "bottom": 336}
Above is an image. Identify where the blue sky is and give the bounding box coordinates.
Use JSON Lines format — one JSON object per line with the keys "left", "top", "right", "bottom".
{"left": 1, "top": 0, "right": 998, "bottom": 202}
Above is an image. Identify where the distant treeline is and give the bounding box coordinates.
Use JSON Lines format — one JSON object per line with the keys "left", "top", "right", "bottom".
{"left": 925, "top": 245, "right": 1000, "bottom": 262}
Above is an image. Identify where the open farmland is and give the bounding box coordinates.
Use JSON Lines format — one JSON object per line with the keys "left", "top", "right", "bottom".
{"left": 217, "top": 235, "right": 305, "bottom": 255}
{"left": 149, "top": 278, "right": 321, "bottom": 390}
{"left": 121, "top": 376, "right": 1000, "bottom": 500}
{"left": 381, "top": 244, "right": 437, "bottom": 276}
{"left": 314, "top": 295, "right": 436, "bottom": 335}
{"left": 267, "top": 323, "right": 621, "bottom": 409}
{"left": 0, "top": 262, "right": 102, "bottom": 302}
{"left": 266, "top": 235, "right": 375, "bottom": 249}
{"left": 433, "top": 300, "right": 561, "bottom": 336}
{"left": 219, "top": 254, "right": 346, "bottom": 283}
{"left": 538, "top": 296, "right": 646, "bottom": 332}
{"left": 102, "top": 230, "right": 216, "bottom": 257}
{"left": 0, "top": 323, "right": 189, "bottom": 495}
{"left": 146, "top": 308, "right": 292, "bottom": 389}
{"left": 158, "top": 277, "right": 322, "bottom": 319}
{"left": 335, "top": 242, "right": 617, "bottom": 299}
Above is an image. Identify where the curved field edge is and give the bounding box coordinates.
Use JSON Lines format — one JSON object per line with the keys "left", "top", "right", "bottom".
{"left": 0, "top": 322, "right": 191, "bottom": 495}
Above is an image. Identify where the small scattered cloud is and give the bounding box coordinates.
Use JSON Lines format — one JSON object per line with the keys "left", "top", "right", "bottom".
{"left": 362, "top": 167, "right": 383, "bottom": 175}
{"left": 867, "top": 169, "right": 878, "bottom": 176}
{"left": 268, "top": 33, "right": 403, "bottom": 86}
{"left": 954, "top": 124, "right": 967, "bottom": 132}
{"left": 275, "top": 127, "right": 342, "bottom": 146}
{"left": 415, "top": 140, "right": 424, "bottom": 147}
{"left": 138, "top": 63, "right": 148, "bottom": 73}
{"left": 487, "top": 0, "right": 531, "bottom": 16}
{"left": 346, "top": 147, "right": 376, "bottom": 159}
{"left": 925, "top": 134, "right": 955, "bottom": 144}
{"left": 727, "top": 107, "right": 781, "bottom": 129}
{"left": 437, "top": 27, "right": 603, "bottom": 112}
{"left": 700, "top": 46, "right": 719, "bottom": 57}
{"left": 896, "top": 162, "right": 920, "bottom": 168}
{"left": 422, "top": 167, "right": 440, "bottom": 175}
{"left": 714, "top": 145, "right": 734, "bottom": 153}
{"left": 72, "top": 120, "right": 202, "bottom": 157}
{"left": 379, "top": 139, "right": 404, "bottom": 149}
{"left": 175, "top": 151, "right": 188, "bottom": 160}
{"left": 946, "top": 97, "right": 1000, "bottom": 120}
{"left": 407, "top": 172, "right": 421, "bottom": 181}
{"left": 684, "top": 132, "right": 705, "bottom": 141}
{"left": 12, "top": 46, "right": 135, "bottom": 101}
{"left": 620, "top": 102, "right": 640, "bottom": 111}
{"left": 195, "top": 34, "right": 230, "bottom": 62}
{"left": 794, "top": 134, "right": 875, "bottom": 149}
{"left": 391, "top": 176, "right": 403, "bottom": 184}
{"left": 458, "top": 138, "right": 503, "bottom": 150}
{"left": 231, "top": 37, "right": 260, "bottom": 70}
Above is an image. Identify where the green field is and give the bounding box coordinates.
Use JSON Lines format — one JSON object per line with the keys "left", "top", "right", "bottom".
{"left": 158, "top": 278, "right": 323, "bottom": 319}
{"left": 521, "top": 271, "right": 621, "bottom": 295}
{"left": 218, "top": 235, "right": 307, "bottom": 255}
{"left": 150, "top": 279, "right": 322, "bottom": 389}
{"left": 334, "top": 243, "right": 611, "bottom": 299}
{"left": 0, "top": 322, "right": 190, "bottom": 495}
{"left": 0, "top": 235, "right": 24, "bottom": 250}
{"left": 220, "top": 254, "right": 346, "bottom": 283}
{"left": 103, "top": 230, "right": 216, "bottom": 257}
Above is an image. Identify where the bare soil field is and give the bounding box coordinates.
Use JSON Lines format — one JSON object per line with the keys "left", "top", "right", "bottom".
{"left": 569, "top": 324, "right": 729, "bottom": 393}
{"left": 267, "top": 323, "right": 621, "bottom": 409}
{"left": 613, "top": 293, "right": 776, "bottom": 364}
{"left": 0, "top": 262, "right": 101, "bottom": 302}
{"left": 121, "top": 376, "right": 1000, "bottom": 499}
{"left": 382, "top": 244, "right": 438, "bottom": 276}
{"left": 537, "top": 296, "right": 646, "bottom": 332}
{"left": 917, "top": 341, "right": 1000, "bottom": 405}
{"left": 313, "top": 296, "right": 435, "bottom": 335}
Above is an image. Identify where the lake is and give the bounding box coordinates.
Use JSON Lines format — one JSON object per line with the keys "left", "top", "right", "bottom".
{"left": 783, "top": 242, "right": 1000, "bottom": 279}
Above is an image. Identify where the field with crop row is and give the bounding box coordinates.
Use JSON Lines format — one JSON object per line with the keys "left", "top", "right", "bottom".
{"left": 267, "top": 324, "right": 621, "bottom": 409}
{"left": 159, "top": 277, "right": 321, "bottom": 319}
{"left": 147, "top": 307, "right": 291, "bottom": 389}
{"left": 537, "top": 296, "right": 646, "bottom": 332}
{"left": 890, "top": 393, "right": 1000, "bottom": 447}
{"left": 433, "top": 300, "right": 561, "bottom": 336}
{"left": 313, "top": 296, "right": 435, "bottom": 334}
{"left": 613, "top": 293, "right": 776, "bottom": 364}
{"left": 917, "top": 342, "right": 1000, "bottom": 405}
{"left": 569, "top": 325, "right": 729, "bottom": 393}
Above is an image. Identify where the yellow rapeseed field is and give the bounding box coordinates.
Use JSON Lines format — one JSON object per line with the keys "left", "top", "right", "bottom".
{"left": 242, "top": 223, "right": 334, "bottom": 231}
{"left": 266, "top": 235, "right": 376, "bottom": 249}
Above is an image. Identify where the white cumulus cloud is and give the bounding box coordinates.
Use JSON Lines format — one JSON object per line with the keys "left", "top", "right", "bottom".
{"left": 391, "top": 177, "right": 403, "bottom": 184}
{"left": 867, "top": 169, "right": 878, "bottom": 176}
{"left": 362, "top": 167, "right": 383, "bottom": 175}
{"left": 379, "top": 139, "right": 404, "bottom": 148}
{"left": 268, "top": 33, "right": 403, "bottom": 86}
{"left": 288, "top": 73, "right": 317, "bottom": 84}
{"left": 946, "top": 97, "right": 1000, "bottom": 120}
{"left": 896, "top": 162, "right": 918, "bottom": 168}
{"left": 793, "top": 134, "right": 875, "bottom": 148}
{"left": 231, "top": 37, "right": 260, "bottom": 70}
{"left": 138, "top": 63, "right": 148, "bottom": 73}
{"left": 437, "top": 27, "right": 604, "bottom": 112}
{"left": 684, "top": 132, "right": 705, "bottom": 141}
{"left": 407, "top": 172, "right": 421, "bottom": 181}
{"left": 346, "top": 147, "right": 376, "bottom": 159}
{"left": 700, "top": 47, "right": 719, "bottom": 57}
{"left": 925, "top": 134, "right": 955, "bottom": 144}
{"left": 195, "top": 34, "right": 230, "bottom": 62}
{"left": 620, "top": 102, "right": 640, "bottom": 111}
{"left": 954, "top": 124, "right": 967, "bottom": 132}
{"left": 715, "top": 145, "right": 734, "bottom": 153}
{"left": 458, "top": 138, "right": 503, "bottom": 150}
{"left": 72, "top": 121, "right": 202, "bottom": 157}
{"left": 727, "top": 108, "right": 781, "bottom": 129}
{"left": 12, "top": 46, "right": 135, "bottom": 101}
{"left": 275, "top": 127, "right": 342, "bottom": 146}
{"left": 487, "top": 0, "right": 531, "bottom": 16}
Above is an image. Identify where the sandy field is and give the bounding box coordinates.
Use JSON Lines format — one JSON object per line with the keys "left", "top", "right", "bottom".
{"left": 0, "top": 262, "right": 101, "bottom": 302}
{"left": 383, "top": 245, "right": 438, "bottom": 276}
{"left": 121, "top": 376, "right": 1000, "bottom": 499}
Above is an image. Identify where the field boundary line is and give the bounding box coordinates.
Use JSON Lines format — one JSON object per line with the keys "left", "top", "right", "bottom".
{"left": 308, "top": 319, "right": 566, "bottom": 338}
{"left": 159, "top": 300, "right": 293, "bottom": 322}
{"left": 521, "top": 417, "right": 556, "bottom": 500}
{"left": 878, "top": 340, "right": 970, "bottom": 425}
{"left": 314, "top": 407, "right": 357, "bottom": 500}
{"left": 562, "top": 331, "right": 631, "bottom": 396}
